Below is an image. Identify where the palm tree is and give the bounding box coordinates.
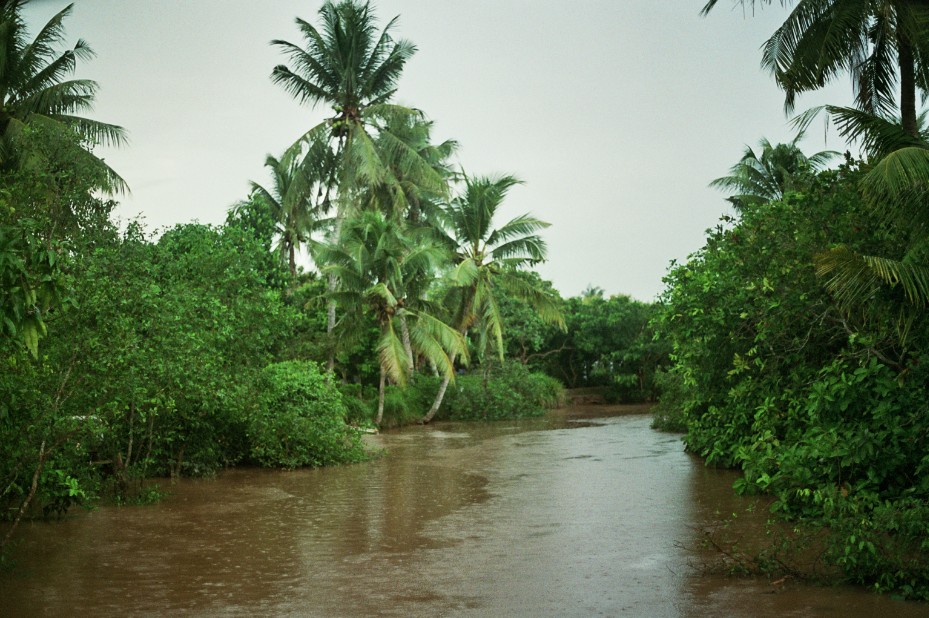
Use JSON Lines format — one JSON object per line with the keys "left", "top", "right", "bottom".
{"left": 272, "top": 1, "right": 448, "bottom": 369}
{"left": 367, "top": 112, "right": 458, "bottom": 224}
{"left": 245, "top": 141, "right": 332, "bottom": 277}
{"left": 270, "top": 0, "right": 445, "bottom": 212}
{"left": 421, "top": 173, "right": 564, "bottom": 423}
{"left": 0, "top": 0, "right": 126, "bottom": 191}
{"left": 815, "top": 126, "right": 929, "bottom": 311}
{"left": 710, "top": 135, "right": 838, "bottom": 210}
{"left": 0, "top": 0, "right": 125, "bottom": 358}
{"left": 702, "top": 3, "right": 929, "bottom": 321}
{"left": 316, "top": 210, "right": 467, "bottom": 425}
{"left": 701, "top": 0, "right": 929, "bottom": 138}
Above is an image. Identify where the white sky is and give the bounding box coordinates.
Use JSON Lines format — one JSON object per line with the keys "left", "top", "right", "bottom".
{"left": 23, "top": 0, "right": 855, "bottom": 301}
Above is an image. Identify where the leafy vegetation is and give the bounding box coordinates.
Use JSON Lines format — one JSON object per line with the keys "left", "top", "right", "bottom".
{"left": 0, "top": 0, "right": 580, "bottom": 562}
{"left": 13, "top": 0, "right": 929, "bottom": 604}
{"left": 246, "top": 361, "right": 365, "bottom": 468}
{"left": 657, "top": 158, "right": 929, "bottom": 598}
{"left": 525, "top": 286, "right": 666, "bottom": 403}
{"left": 439, "top": 361, "right": 566, "bottom": 422}
{"left": 659, "top": 1, "right": 929, "bottom": 598}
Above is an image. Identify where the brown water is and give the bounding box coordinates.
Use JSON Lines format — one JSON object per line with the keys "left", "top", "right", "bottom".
{"left": 2, "top": 405, "right": 925, "bottom": 617}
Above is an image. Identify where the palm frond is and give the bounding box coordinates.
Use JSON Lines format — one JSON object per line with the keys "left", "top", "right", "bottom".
{"left": 449, "top": 257, "right": 479, "bottom": 286}
{"left": 828, "top": 105, "right": 925, "bottom": 158}
{"left": 366, "top": 281, "right": 398, "bottom": 308}
{"left": 269, "top": 63, "right": 333, "bottom": 108}
{"left": 377, "top": 320, "right": 409, "bottom": 385}
{"left": 480, "top": 287, "right": 505, "bottom": 361}
{"left": 343, "top": 120, "right": 387, "bottom": 187}
{"left": 0, "top": 1, "right": 126, "bottom": 177}
{"left": 407, "top": 310, "right": 469, "bottom": 376}
{"left": 485, "top": 214, "right": 550, "bottom": 246}
{"left": 709, "top": 131, "right": 836, "bottom": 207}
{"left": 763, "top": 1, "right": 870, "bottom": 113}
{"left": 859, "top": 146, "right": 929, "bottom": 215}
{"left": 816, "top": 245, "right": 929, "bottom": 308}
{"left": 497, "top": 269, "right": 566, "bottom": 329}
{"left": 489, "top": 235, "right": 548, "bottom": 264}
{"left": 855, "top": 8, "right": 899, "bottom": 118}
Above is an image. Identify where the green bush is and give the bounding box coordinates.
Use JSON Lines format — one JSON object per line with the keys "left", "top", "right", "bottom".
{"left": 337, "top": 383, "right": 374, "bottom": 426}
{"left": 526, "top": 370, "right": 567, "bottom": 408}
{"left": 655, "top": 162, "right": 929, "bottom": 598}
{"left": 649, "top": 368, "right": 687, "bottom": 432}
{"left": 246, "top": 361, "right": 366, "bottom": 468}
{"left": 440, "top": 362, "right": 565, "bottom": 421}
{"left": 379, "top": 377, "right": 442, "bottom": 428}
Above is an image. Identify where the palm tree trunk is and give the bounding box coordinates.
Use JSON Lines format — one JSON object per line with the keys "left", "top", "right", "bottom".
{"left": 376, "top": 366, "right": 386, "bottom": 426}
{"left": 422, "top": 331, "right": 464, "bottom": 424}
{"left": 898, "top": 28, "right": 918, "bottom": 138}
{"left": 327, "top": 271, "right": 337, "bottom": 372}
{"left": 398, "top": 310, "right": 415, "bottom": 379}
{"left": 422, "top": 318, "right": 471, "bottom": 424}
{"left": 326, "top": 215, "right": 344, "bottom": 373}
{"left": 422, "top": 370, "right": 451, "bottom": 424}
{"left": 289, "top": 243, "right": 297, "bottom": 278}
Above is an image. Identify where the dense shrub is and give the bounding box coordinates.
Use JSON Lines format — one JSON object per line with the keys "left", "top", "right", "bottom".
{"left": 337, "top": 383, "right": 374, "bottom": 426}
{"left": 529, "top": 291, "right": 667, "bottom": 401}
{"left": 379, "top": 377, "right": 442, "bottom": 428}
{"left": 439, "top": 362, "right": 565, "bottom": 421}
{"left": 649, "top": 369, "right": 687, "bottom": 432}
{"left": 246, "top": 361, "right": 366, "bottom": 468}
{"left": 656, "top": 162, "right": 929, "bottom": 598}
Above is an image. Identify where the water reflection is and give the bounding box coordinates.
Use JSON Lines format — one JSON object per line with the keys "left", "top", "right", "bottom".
{"left": 1, "top": 406, "right": 925, "bottom": 617}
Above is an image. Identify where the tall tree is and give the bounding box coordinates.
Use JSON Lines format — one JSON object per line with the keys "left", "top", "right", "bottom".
{"left": 243, "top": 142, "right": 332, "bottom": 277}
{"left": 702, "top": 1, "right": 929, "bottom": 311}
{"left": 368, "top": 112, "right": 458, "bottom": 224}
{"left": 702, "top": 0, "right": 929, "bottom": 138}
{"left": 0, "top": 0, "right": 126, "bottom": 190}
{"left": 315, "top": 210, "right": 466, "bottom": 425}
{"left": 710, "top": 135, "right": 837, "bottom": 210}
{"left": 270, "top": 0, "right": 445, "bottom": 213}
{"left": 422, "top": 174, "right": 564, "bottom": 423}
{"left": 0, "top": 0, "right": 125, "bottom": 357}
{"left": 272, "top": 1, "right": 447, "bottom": 369}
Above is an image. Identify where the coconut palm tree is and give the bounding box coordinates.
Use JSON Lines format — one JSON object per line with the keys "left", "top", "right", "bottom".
{"left": 814, "top": 122, "right": 929, "bottom": 311}
{"left": 270, "top": 0, "right": 445, "bottom": 212}
{"left": 367, "top": 112, "right": 458, "bottom": 224}
{"left": 710, "top": 135, "right": 838, "bottom": 210}
{"left": 421, "top": 173, "right": 564, "bottom": 423}
{"left": 702, "top": 0, "right": 929, "bottom": 138}
{"left": 316, "top": 210, "right": 467, "bottom": 425}
{"left": 246, "top": 141, "right": 332, "bottom": 277}
{"left": 0, "top": 0, "right": 126, "bottom": 191}
{"left": 272, "top": 1, "right": 448, "bottom": 369}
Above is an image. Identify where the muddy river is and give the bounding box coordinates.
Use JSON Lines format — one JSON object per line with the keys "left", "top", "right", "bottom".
{"left": 1, "top": 405, "right": 924, "bottom": 616}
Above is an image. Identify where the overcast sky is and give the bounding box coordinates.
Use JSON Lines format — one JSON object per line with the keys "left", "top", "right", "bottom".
{"left": 23, "top": 0, "right": 854, "bottom": 301}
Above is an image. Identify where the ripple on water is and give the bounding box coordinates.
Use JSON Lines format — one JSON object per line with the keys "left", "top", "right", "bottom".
{"left": 2, "top": 407, "right": 928, "bottom": 617}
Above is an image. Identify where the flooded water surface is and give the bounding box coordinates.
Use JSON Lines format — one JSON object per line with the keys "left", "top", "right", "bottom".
{"left": 2, "top": 406, "right": 925, "bottom": 616}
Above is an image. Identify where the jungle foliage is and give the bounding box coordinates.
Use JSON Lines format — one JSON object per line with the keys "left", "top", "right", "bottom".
{"left": 682, "top": 0, "right": 929, "bottom": 598}
{"left": 523, "top": 288, "right": 667, "bottom": 403}
{"left": 0, "top": 0, "right": 582, "bottom": 557}
{"left": 657, "top": 158, "right": 929, "bottom": 598}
